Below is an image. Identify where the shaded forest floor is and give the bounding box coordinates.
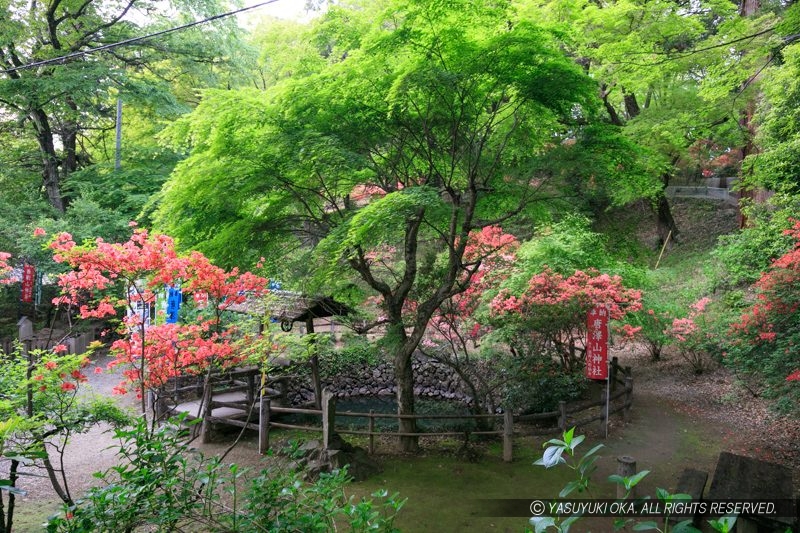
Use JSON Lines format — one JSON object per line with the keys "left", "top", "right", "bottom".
{"left": 610, "top": 345, "right": 800, "bottom": 495}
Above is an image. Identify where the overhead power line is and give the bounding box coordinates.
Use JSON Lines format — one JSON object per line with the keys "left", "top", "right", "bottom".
{"left": 1, "top": 0, "right": 281, "bottom": 74}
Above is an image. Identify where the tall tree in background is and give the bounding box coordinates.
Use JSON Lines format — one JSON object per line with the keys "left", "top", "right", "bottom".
{"left": 517, "top": 0, "right": 785, "bottom": 239}
{"left": 742, "top": 3, "right": 800, "bottom": 192}
{"left": 0, "top": 0, "right": 248, "bottom": 214}
{"left": 157, "top": 0, "right": 601, "bottom": 450}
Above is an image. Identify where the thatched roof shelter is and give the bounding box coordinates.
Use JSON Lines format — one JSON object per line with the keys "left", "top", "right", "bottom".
{"left": 228, "top": 290, "right": 352, "bottom": 331}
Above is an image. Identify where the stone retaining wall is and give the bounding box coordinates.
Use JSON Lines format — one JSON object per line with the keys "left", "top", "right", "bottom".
{"left": 286, "top": 354, "right": 473, "bottom": 405}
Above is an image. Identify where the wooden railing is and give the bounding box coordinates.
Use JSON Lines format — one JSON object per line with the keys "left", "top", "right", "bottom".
{"left": 516, "top": 357, "right": 633, "bottom": 434}
{"left": 179, "top": 357, "right": 633, "bottom": 463}
{"left": 259, "top": 390, "right": 512, "bottom": 459}
{"left": 1, "top": 330, "right": 95, "bottom": 356}
{"left": 152, "top": 367, "right": 292, "bottom": 421}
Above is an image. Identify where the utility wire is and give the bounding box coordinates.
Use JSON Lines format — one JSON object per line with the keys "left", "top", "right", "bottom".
{"left": 1, "top": 0, "right": 281, "bottom": 74}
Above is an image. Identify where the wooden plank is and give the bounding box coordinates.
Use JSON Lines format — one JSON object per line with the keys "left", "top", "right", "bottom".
{"left": 322, "top": 389, "right": 335, "bottom": 450}
{"left": 207, "top": 417, "right": 259, "bottom": 431}
{"left": 269, "top": 422, "right": 323, "bottom": 431}
{"left": 210, "top": 400, "right": 250, "bottom": 410}
{"left": 270, "top": 406, "right": 323, "bottom": 416}
{"left": 674, "top": 467, "right": 707, "bottom": 499}
{"left": 368, "top": 410, "right": 375, "bottom": 454}
{"left": 337, "top": 410, "right": 502, "bottom": 420}
{"left": 516, "top": 411, "right": 559, "bottom": 422}
{"left": 707, "top": 452, "right": 795, "bottom": 530}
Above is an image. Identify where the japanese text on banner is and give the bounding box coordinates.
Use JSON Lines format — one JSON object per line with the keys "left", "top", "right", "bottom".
{"left": 585, "top": 305, "right": 608, "bottom": 380}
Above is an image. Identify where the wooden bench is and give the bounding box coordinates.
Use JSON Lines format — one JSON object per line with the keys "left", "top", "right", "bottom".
{"left": 668, "top": 468, "right": 708, "bottom": 526}
{"left": 706, "top": 452, "right": 796, "bottom": 533}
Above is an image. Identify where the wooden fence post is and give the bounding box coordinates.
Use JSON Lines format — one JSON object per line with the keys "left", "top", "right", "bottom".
{"left": 23, "top": 340, "right": 33, "bottom": 417}
{"left": 246, "top": 373, "right": 255, "bottom": 406}
{"left": 616, "top": 456, "right": 637, "bottom": 499}
{"left": 503, "top": 411, "right": 514, "bottom": 462}
{"left": 368, "top": 409, "right": 375, "bottom": 455}
{"left": 558, "top": 401, "right": 567, "bottom": 431}
{"left": 601, "top": 385, "right": 609, "bottom": 434}
{"left": 200, "top": 388, "right": 213, "bottom": 444}
{"left": 322, "top": 388, "right": 336, "bottom": 450}
{"left": 609, "top": 356, "right": 619, "bottom": 392}
{"left": 624, "top": 376, "right": 633, "bottom": 422}
{"left": 259, "top": 396, "right": 270, "bottom": 454}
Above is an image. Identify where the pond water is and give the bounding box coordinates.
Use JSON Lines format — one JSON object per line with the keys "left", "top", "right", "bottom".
{"left": 277, "top": 395, "right": 481, "bottom": 432}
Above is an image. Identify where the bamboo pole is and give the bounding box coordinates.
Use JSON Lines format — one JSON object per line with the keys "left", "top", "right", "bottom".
{"left": 654, "top": 230, "right": 673, "bottom": 269}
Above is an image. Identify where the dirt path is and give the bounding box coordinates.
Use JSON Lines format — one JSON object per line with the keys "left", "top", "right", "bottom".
{"left": 605, "top": 346, "right": 800, "bottom": 498}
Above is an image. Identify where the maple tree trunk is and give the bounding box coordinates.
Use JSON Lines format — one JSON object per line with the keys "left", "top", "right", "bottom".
{"left": 623, "top": 89, "right": 640, "bottom": 119}
{"left": 735, "top": 0, "right": 760, "bottom": 228}
{"left": 394, "top": 344, "right": 418, "bottom": 453}
{"left": 656, "top": 192, "right": 679, "bottom": 245}
{"left": 739, "top": 0, "right": 759, "bottom": 16}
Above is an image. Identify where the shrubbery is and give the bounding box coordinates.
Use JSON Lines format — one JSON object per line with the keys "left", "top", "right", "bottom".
{"left": 501, "top": 358, "right": 588, "bottom": 415}
{"left": 46, "top": 416, "right": 404, "bottom": 532}
{"left": 320, "top": 335, "right": 383, "bottom": 378}
{"left": 725, "top": 220, "right": 800, "bottom": 411}
{"left": 712, "top": 194, "right": 798, "bottom": 287}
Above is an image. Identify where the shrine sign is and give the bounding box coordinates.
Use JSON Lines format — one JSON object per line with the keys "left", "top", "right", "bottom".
{"left": 585, "top": 305, "right": 609, "bottom": 380}
{"left": 21, "top": 263, "right": 35, "bottom": 303}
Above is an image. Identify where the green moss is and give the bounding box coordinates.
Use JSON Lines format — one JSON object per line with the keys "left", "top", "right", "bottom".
{"left": 346, "top": 438, "right": 582, "bottom": 532}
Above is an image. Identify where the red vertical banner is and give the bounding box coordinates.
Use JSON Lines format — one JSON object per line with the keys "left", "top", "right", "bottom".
{"left": 21, "top": 263, "right": 35, "bottom": 303}
{"left": 585, "top": 305, "right": 609, "bottom": 380}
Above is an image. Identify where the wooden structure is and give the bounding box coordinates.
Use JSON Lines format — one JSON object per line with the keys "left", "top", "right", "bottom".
{"left": 153, "top": 366, "right": 290, "bottom": 454}
{"left": 706, "top": 452, "right": 796, "bottom": 532}
{"left": 669, "top": 468, "right": 709, "bottom": 526}
{"left": 257, "top": 364, "right": 634, "bottom": 462}
{"left": 227, "top": 290, "right": 353, "bottom": 409}
{"left": 1, "top": 318, "right": 95, "bottom": 356}
{"left": 227, "top": 290, "right": 352, "bottom": 333}
{"left": 657, "top": 453, "right": 795, "bottom": 531}
{"left": 156, "top": 359, "right": 634, "bottom": 463}
{"left": 263, "top": 389, "right": 514, "bottom": 461}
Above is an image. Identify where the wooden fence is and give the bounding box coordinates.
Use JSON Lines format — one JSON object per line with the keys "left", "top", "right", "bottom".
{"left": 516, "top": 357, "right": 633, "bottom": 434}
{"left": 1, "top": 330, "right": 95, "bottom": 356}
{"left": 261, "top": 391, "right": 512, "bottom": 457}
{"left": 192, "top": 357, "right": 633, "bottom": 463}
